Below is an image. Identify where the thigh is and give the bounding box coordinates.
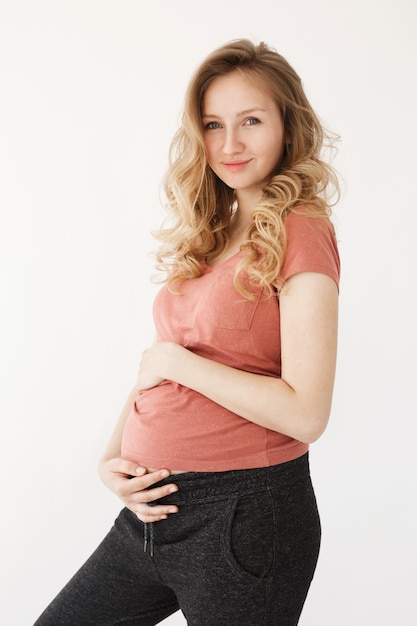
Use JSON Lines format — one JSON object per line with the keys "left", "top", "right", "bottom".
{"left": 265, "top": 473, "right": 322, "bottom": 623}
{"left": 34, "top": 508, "right": 179, "bottom": 626}
{"left": 171, "top": 476, "right": 320, "bottom": 626}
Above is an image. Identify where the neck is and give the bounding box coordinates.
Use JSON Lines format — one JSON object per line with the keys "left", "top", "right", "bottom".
{"left": 229, "top": 211, "right": 250, "bottom": 238}
{"left": 234, "top": 187, "right": 262, "bottom": 214}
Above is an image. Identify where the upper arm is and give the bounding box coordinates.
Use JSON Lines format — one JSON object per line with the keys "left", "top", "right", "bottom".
{"left": 279, "top": 271, "right": 339, "bottom": 440}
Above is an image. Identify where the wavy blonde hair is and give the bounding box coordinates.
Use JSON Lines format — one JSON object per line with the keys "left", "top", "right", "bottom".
{"left": 154, "top": 39, "right": 339, "bottom": 297}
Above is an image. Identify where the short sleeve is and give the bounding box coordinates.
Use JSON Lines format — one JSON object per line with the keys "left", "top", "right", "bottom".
{"left": 277, "top": 211, "right": 340, "bottom": 292}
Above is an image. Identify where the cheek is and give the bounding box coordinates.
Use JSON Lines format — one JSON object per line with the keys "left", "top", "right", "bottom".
{"left": 265, "top": 137, "right": 285, "bottom": 166}
{"left": 204, "top": 138, "right": 217, "bottom": 165}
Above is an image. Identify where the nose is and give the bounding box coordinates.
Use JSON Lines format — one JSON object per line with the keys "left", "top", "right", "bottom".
{"left": 222, "top": 128, "right": 243, "bottom": 155}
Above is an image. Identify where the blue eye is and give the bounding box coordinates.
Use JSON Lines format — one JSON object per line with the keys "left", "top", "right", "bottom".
{"left": 246, "top": 117, "right": 260, "bottom": 126}
{"left": 205, "top": 121, "right": 221, "bottom": 130}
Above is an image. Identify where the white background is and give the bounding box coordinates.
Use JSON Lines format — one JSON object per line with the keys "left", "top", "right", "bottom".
{"left": 1, "top": 1, "right": 416, "bottom": 624}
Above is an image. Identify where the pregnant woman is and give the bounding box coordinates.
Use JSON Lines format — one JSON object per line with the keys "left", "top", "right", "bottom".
{"left": 35, "top": 38, "right": 340, "bottom": 626}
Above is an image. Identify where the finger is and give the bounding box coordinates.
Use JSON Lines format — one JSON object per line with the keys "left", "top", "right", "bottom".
{"left": 118, "top": 470, "right": 177, "bottom": 500}
{"left": 134, "top": 504, "right": 179, "bottom": 522}
{"left": 129, "top": 469, "right": 172, "bottom": 490}
{"left": 137, "top": 512, "right": 168, "bottom": 523}
{"left": 137, "top": 483, "right": 179, "bottom": 504}
{"left": 123, "top": 478, "right": 178, "bottom": 502}
{"left": 108, "top": 458, "right": 148, "bottom": 477}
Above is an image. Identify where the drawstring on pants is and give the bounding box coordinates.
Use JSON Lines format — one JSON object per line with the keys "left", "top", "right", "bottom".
{"left": 143, "top": 523, "right": 154, "bottom": 557}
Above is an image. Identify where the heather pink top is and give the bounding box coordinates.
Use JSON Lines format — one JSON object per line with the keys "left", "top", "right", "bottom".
{"left": 121, "top": 212, "right": 340, "bottom": 471}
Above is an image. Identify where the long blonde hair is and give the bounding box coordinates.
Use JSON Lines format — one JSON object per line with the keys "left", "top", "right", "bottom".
{"left": 154, "top": 38, "right": 339, "bottom": 297}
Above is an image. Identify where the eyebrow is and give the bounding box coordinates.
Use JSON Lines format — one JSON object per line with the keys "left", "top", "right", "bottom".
{"left": 201, "top": 107, "right": 267, "bottom": 119}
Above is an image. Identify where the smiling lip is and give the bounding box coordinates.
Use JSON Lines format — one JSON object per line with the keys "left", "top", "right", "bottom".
{"left": 222, "top": 159, "right": 251, "bottom": 173}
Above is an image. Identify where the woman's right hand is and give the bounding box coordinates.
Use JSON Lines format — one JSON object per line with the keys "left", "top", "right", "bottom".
{"left": 98, "top": 457, "right": 179, "bottom": 522}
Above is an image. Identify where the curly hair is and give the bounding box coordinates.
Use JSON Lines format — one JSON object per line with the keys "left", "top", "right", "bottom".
{"left": 153, "top": 38, "right": 339, "bottom": 297}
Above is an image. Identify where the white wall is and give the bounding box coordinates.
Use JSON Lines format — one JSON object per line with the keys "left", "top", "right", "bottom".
{"left": 1, "top": 1, "right": 416, "bottom": 624}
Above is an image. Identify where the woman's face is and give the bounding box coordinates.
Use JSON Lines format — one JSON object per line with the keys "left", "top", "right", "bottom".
{"left": 202, "top": 71, "right": 285, "bottom": 206}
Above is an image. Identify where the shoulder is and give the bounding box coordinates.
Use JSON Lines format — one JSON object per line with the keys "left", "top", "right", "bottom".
{"left": 277, "top": 207, "right": 340, "bottom": 291}
{"left": 284, "top": 207, "right": 336, "bottom": 240}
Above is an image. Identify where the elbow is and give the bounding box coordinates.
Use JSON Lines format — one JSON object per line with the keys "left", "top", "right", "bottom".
{"left": 292, "top": 390, "right": 334, "bottom": 443}
{"left": 275, "top": 376, "right": 334, "bottom": 444}
{"left": 300, "top": 427, "right": 324, "bottom": 445}
{"left": 295, "top": 410, "right": 331, "bottom": 444}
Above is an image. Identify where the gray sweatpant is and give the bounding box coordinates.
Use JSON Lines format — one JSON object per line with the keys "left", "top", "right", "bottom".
{"left": 34, "top": 453, "right": 320, "bottom": 625}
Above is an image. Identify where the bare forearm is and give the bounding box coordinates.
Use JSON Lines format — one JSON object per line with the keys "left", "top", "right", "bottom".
{"left": 161, "top": 345, "right": 329, "bottom": 443}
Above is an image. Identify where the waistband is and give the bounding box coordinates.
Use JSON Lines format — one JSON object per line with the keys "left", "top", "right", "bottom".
{"left": 150, "top": 452, "right": 310, "bottom": 506}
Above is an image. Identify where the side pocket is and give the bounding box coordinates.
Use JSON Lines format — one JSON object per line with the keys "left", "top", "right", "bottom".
{"left": 222, "top": 490, "right": 275, "bottom": 581}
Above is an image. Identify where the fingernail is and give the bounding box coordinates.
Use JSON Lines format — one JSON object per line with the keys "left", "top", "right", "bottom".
{"left": 168, "top": 508, "right": 178, "bottom": 514}
{"left": 160, "top": 470, "right": 170, "bottom": 478}
{"left": 168, "top": 486, "right": 178, "bottom": 493}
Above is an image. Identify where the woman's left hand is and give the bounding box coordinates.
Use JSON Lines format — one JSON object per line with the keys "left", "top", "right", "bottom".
{"left": 136, "top": 341, "right": 182, "bottom": 392}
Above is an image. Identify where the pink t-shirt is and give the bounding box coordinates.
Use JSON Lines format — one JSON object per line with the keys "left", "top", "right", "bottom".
{"left": 121, "top": 212, "right": 340, "bottom": 471}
